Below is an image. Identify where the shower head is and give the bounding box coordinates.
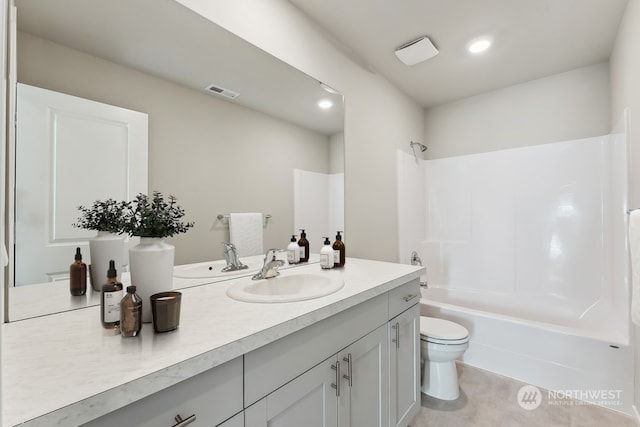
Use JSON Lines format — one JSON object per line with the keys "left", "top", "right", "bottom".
{"left": 410, "top": 141, "right": 427, "bottom": 152}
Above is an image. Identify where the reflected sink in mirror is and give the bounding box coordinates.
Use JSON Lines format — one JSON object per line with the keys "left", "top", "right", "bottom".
{"left": 173, "top": 259, "right": 263, "bottom": 279}
{"left": 226, "top": 273, "right": 344, "bottom": 303}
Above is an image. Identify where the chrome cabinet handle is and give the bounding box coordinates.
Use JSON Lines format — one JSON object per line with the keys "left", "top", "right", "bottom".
{"left": 172, "top": 414, "right": 196, "bottom": 427}
{"left": 331, "top": 361, "right": 341, "bottom": 396}
{"left": 403, "top": 293, "right": 419, "bottom": 302}
{"left": 392, "top": 322, "right": 400, "bottom": 349}
{"left": 342, "top": 353, "right": 353, "bottom": 387}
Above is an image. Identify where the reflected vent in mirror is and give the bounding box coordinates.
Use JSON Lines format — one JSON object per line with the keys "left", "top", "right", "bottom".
{"left": 205, "top": 83, "right": 240, "bottom": 99}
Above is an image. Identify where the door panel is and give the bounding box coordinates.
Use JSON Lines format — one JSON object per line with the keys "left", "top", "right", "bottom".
{"left": 15, "top": 83, "right": 147, "bottom": 285}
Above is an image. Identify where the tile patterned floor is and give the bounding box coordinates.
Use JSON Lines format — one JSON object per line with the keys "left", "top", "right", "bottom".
{"left": 410, "top": 363, "right": 637, "bottom": 427}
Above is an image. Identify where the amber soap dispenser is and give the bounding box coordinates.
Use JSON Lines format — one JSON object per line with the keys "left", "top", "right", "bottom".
{"left": 298, "top": 229, "right": 310, "bottom": 262}
{"left": 332, "top": 231, "right": 345, "bottom": 267}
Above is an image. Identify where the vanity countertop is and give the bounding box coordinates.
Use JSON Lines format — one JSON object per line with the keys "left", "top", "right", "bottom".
{"left": 2, "top": 257, "right": 424, "bottom": 426}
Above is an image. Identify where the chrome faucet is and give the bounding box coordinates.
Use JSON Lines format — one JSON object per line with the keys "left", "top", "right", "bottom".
{"left": 221, "top": 242, "right": 248, "bottom": 272}
{"left": 252, "top": 248, "right": 285, "bottom": 280}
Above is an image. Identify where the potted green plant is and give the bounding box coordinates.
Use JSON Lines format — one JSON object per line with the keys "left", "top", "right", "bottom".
{"left": 124, "top": 191, "right": 194, "bottom": 323}
{"left": 74, "top": 199, "right": 128, "bottom": 291}
{"left": 122, "top": 191, "right": 194, "bottom": 238}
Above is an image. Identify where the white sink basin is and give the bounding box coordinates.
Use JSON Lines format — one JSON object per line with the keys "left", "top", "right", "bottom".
{"left": 226, "top": 273, "right": 344, "bottom": 303}
{"left": 173, "top": 259, "right": 262, "bottom": 279}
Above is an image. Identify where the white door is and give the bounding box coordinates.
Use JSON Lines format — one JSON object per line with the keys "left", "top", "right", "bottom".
{"left": 389, "top": 305, "right": 420, "bottom": 427}
{"left": 14, "top": 83, "right": 147, "bottom": 285}
{"left": 338, "top": 324, "right": 389, "bottom": 427}
{"left": 245, "top": 356, "right": 339, "bottom": 427}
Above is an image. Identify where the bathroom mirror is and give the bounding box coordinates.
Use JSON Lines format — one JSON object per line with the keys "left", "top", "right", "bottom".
{"left": 7, "top": 0, "right": 344, "bottom": 321}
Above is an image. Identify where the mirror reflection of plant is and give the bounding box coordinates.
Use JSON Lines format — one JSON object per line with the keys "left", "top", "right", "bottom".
{"left": 73, "top": 199, "right": 128, "bottom": 234}
{"left": 123, "top": 191, "right": 194, "bottom": 238}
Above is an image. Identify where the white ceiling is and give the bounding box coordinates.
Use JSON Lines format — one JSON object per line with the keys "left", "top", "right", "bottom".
{"left": 288, "top": 0, "right": 629, "bottom": 108}
{"left": 16, "top": 0, "right": 344, "bottom": 135}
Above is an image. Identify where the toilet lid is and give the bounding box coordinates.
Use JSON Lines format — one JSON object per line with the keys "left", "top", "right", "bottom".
{"left": 420, "top": 316, "right": 469, "bottom": 341}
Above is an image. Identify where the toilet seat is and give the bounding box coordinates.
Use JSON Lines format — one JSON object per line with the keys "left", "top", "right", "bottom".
{"left": 420, "top": 317, "right": 469, "bottom": 345}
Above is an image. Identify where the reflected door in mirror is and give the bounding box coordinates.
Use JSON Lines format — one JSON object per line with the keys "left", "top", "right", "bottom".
{"left": 15, "top": 83, "right": 148, "bottom": 285}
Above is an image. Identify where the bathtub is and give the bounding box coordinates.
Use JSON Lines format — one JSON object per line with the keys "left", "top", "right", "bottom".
{"left": 420, "top": 287, "right": 633, "bottom": 415}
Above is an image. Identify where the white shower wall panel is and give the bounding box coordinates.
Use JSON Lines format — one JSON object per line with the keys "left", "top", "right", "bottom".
{"left": 398, "top": 134, "right": 627, "bottom": 324}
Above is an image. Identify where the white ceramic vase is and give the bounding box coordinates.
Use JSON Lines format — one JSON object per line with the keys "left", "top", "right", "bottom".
{"left": 129, "top": 237, "right": 175, "bottom": 323}
{"left": 89, "top": 231, "right": 125, "bottom": 292}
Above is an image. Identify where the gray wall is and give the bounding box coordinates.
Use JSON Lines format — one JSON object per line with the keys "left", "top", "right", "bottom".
{"left": 423, "top": 62, "right": 611, "bottom": 158}
{"left": 17, "top": 31, "right": 331, "bottom": 264}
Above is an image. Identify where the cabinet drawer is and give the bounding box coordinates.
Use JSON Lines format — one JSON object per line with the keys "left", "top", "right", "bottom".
{"left": 388, "top": 279, "right": 420, "bottom": 319}
{"left": 82, "top": 356, "right": 243, "bottom": 427}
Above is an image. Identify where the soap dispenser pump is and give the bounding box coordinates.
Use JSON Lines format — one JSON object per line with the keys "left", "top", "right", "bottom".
{"left": 320, "top": 237, "right": 334, "bottom": 269}
{"left": 287, "top": 235, "right": 300, "bottom": 264}
{"left": 332, "top": 231, "right": 345, "bottom": 268}
{"left": 298, "top": 229, "right": 310, "bottom": 263}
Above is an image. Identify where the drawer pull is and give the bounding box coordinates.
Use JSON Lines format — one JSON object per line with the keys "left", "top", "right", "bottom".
{"left": 173, "top": 414, "right": 196, "bottom": 427}
{"left": 342, "top": 353, "right": 353, "bottom": 387}
{"left": 391, "top": 322, "right": 400, "bottom": 348}
{"left": 331, "top": 361, "right": 341, "bottom": 396}
{"left": 403, "top": 293, "right": 419, "bottom": 303}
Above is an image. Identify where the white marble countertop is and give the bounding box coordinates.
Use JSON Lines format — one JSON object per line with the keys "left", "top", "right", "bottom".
{"left": 2, "top": 257, "right": 424, "bottom": 426}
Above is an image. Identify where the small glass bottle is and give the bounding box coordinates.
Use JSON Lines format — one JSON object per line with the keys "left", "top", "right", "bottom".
{"left": 120, "top": 285, "right": 142, "bottom": 337}
{"left": 298, "top": 229, "right": 310, "bottom": 263}
{"left": 69, "top": 247, "right": 87, "bottom": 296}
{"left": 332, "top": 231, "right": 345, "bottom": 268}
{"left": 101, "top": 260, "right": 123, "bottom": 330}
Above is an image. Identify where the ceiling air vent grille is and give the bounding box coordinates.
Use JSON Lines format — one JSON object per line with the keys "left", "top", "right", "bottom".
{"left": 206, "top": 84, "right": 239, "bottom": 99}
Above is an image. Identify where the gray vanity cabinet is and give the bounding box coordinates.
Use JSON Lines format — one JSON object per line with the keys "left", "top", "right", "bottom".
{"left": 80, "top": 278, "right": 420, "bottom": 427}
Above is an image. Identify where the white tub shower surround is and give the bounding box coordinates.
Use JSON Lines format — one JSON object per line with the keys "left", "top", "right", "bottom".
{"left": 397, "top": 132, "right": 632, "bottom": 413}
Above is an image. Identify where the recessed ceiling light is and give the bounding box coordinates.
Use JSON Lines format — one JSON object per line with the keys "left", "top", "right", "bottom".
{"left": 318, "top": 99, "right": 333, "bottom": 110}
{"left": 467, "top": 38, "right": 492, "bottom": 54}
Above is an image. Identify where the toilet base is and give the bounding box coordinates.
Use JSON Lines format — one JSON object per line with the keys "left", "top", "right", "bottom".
{"left": 421, "top": 360, "right": 460, "bottom": 400}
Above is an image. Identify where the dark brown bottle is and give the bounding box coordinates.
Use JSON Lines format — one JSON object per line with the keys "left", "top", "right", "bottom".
{"left": 101, "top": 260, "right": 123, "bottom": 330}
{"left": 120, "top": 285, "right": 142, "bottom": 337}
{"left": 69, "top": 247, "right": 87, "bottom": 296}
{"left": 298, "top": 229, "right": 310, "bottom": 262}
{"left": 332, "top": 231, "right": 345, "bottom": 267}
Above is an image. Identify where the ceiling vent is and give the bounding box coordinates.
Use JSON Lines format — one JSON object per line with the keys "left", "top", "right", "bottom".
{"left": 395, "top": 36, "right": 439, "bottom": 66}
{"left": 205, "top": 84, "right": 239, "bottom": 99}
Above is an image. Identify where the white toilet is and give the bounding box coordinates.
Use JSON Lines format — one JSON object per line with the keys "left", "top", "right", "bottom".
{"left": 419, "top": 316, "right": 470, "bottom": 400}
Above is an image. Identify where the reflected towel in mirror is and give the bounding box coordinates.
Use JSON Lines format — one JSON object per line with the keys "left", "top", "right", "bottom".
{"left": 229, "top": 213, "right": 264, "bottom": 257}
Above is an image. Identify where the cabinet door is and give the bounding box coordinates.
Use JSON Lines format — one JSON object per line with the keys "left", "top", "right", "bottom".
{"left": 389, "top": 304, "right": 420, "bottom": 427}
{"left": 218, "top": 411, "right": 244, "bottom": 427}
{"left": 338, "top": 324, "right": 389, "bottom": 427}
{"left": 245, "top": 356, "right": 338, "bottom": 427}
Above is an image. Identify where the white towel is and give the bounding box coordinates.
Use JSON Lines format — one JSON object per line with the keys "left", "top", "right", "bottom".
{"left": 229, "top": 213, "right": 264, "bottom": 257}
{"left": 629, "top": 210, "right": 640, "bottom": 325}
